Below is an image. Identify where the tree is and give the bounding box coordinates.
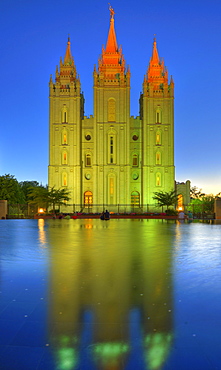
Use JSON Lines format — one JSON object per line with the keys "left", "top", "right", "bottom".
{"left": 19, "top": 181, "right": 39, "bottom": 203}
{"left": 47, "top": 187, "right": 71, "bottom": 212}
{"left": 190, "top": 186, "right": 205, "bottom": 199}
{"left": 188, "top": 195, "right": 214, "bottom": 215}
{"left": 0, "top": 174, "right": 25, "bottom": 203}
{"left": 28, "top": 186, "right": 70, "bottom": 213}
{"left": 153, "top": 190, "right": 178, "bottom": 211}
{"left": 28, "top": 185, "right": 49, "bottom": 211}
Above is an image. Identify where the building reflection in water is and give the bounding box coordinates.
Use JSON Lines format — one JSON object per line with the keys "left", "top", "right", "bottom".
{"left": 38, "top": 218, "right": 47, "bottom": 246}
{"left": 46, "top": 220, "right": 174, "bottom": 370}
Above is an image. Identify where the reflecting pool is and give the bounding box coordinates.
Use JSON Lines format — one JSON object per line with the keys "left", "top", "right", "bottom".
{"left": 0, "top": 219, "right": 221, "bottom": 370}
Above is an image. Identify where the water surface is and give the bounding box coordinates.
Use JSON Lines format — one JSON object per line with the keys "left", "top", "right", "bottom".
{"left": 0, "top": 219, "right": 220, "bottom": 369}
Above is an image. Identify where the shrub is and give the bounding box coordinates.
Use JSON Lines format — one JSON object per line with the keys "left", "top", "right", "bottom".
{"left": 165, "top": 209, "right": 178, "bottom": 216}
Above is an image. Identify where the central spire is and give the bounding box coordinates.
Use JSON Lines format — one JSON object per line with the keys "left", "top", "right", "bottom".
{"left": 98, "top": 5, "right": 125, "bottom": 68}
{"left": 151, "top": 37, "right": 160, "bottom": 64}
{"left": 105, "top": 5, "right": 118, "bottom": 52}
{"left": 64, "top": 36, "right": 73, "bottom": 65}
{"left": 94, "top": 6, "right": 130, "bottom": 88}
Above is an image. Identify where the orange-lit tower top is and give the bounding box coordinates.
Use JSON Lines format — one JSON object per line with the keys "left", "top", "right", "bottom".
{"left": 49, "top": 37, "right": 80, "bottom": 93}
{"left": 59, "top": 36, "right": 77, "bottom": 78}
{"left": 94, "top": 5, "right": 130, "bottom": 87}
{"left": 143, "top": 37, "right": 174, "bottom": 97}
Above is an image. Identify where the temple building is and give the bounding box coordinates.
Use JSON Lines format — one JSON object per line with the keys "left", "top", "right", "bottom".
{"left": 48, "top": 8, "right": 180, "bottom": 213}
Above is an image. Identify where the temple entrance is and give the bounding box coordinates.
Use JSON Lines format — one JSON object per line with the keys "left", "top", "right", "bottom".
{"left": 84, "top": 191, "right": 93, "bottom": 210}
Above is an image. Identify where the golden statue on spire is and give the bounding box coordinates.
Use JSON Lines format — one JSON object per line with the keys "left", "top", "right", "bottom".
{"left": 108, "top": 3, "right": 115, "bottom": 19}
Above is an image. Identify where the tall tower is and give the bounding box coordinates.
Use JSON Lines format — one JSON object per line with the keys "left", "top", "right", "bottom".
{"left": 48, "top": 38, "right": 84, "bottom": 205}
{"left": 93, "top": 6, "right": 131, "bottom": 208}
{"left": 140, "top": 38, "right": 175, "bottom": 207}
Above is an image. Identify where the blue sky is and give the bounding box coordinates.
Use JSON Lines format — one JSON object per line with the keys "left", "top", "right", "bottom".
{"left": 0, "top": 0, "right": 221, "bottom": 195}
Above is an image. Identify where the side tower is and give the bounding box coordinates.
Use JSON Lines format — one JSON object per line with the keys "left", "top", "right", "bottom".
{"left": 48, "top": 38, "right": 84, "bottom": 207}
{"left": 93, "top": 7, "right": 131, "bottom": 210}
{"left": 140, "top": 38, "right": 175, "bottom": 208}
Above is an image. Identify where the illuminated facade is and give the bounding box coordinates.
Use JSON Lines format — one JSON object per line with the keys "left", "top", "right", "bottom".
{"left": 48, "top": 9, "right": 175, "bottom": 212}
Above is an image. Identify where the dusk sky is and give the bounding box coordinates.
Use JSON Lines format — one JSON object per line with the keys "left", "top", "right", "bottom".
{"left": 1, "top": 0, "right": 221, "bottom": 195}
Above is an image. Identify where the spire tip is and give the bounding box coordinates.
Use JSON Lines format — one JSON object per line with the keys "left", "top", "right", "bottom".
{"left": 108, "top": 3, "right": 115, "bottom": 19}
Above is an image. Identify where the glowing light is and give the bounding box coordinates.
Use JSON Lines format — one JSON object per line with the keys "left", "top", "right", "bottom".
{"left": 177, "top": 194, "right": 184, "bottom": 211}
{"left": 38, "top": 218, "right": 46, "bottom": 245}
{"left": 93, "top": 342, "right": 129, "bottom": 365}
{"left": 57, "top": 347, "right": 78, "bottom": 370}
{"left": 38, "top": 208, "right": 44, "bottom": 213}
{"left": 144, "top": 333, "right": 173, "bottom": 370}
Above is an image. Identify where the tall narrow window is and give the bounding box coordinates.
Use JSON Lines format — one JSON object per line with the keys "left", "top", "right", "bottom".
{"left": 156, "top": 131, "right": 161, "bottom": 145}
{"left": 110, "top": 136, "right": 113, "bottom": 163}
{"left": 86, "top": 153, "right": 92, "bottom": 166}
{"left": 62, "top": 152, "right": 67, "bottom": 165}
{"left": 110, "top": 177, "right": 114, "bottom": 196}
{"left": 132, "top": 154, "right": 138, "bottom": 166}
{"left": 84, "top": 191, "right": 93, "bottom": 205}
{"left": 62, "top": 173, "right": 67, "bottom": 186}
{"left": 107, "top": 132, "right": 116, "bottom": 164}
{"left": 61, "top": 105, "right": 68, "bottom": 123}
{"left": 156, "top": 172, "right": 161, "bottom": 186}
{"left": 61, "top": 131, "right": 67, "bottom": 145}
{"left": 109, "top": 176, "right": 115, "bottom": 205}
{"left": 108, "top": 99, "right": 116, "bottom": 122}
{"left": 156, "top": 108, "right": 162, "bottom": 123}
{"left": 156, "top": 151, "right": 161, "bottom": 165}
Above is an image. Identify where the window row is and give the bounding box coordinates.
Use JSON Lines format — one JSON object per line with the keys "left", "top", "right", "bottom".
{"left": 59, "top": 131, "right": 163, "bottom": 147}
{"left": 60, "top": 103, "right": 163, "bottom": 124}
{"left": 61, "top": 172, "right": 163, "bottom": 188}
{"left": 61, "top": 152, "right": 162, "bottom": 166}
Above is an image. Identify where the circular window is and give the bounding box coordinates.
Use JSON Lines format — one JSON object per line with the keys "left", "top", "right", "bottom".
{"left": 132, "top": 172, "right": 139, "bottom": 180}
{"left": 85, "top": 173, "right": 91, "bottom": 180}
{"left": 85, "top": 134, "right": 91, "bottom": 141}
{"left": 132, "top": 134, "right": 138, "bottom": 141}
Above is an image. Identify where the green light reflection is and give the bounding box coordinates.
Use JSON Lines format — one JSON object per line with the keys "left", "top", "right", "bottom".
{"left": 56, "top": 347, "right": 78, "bottom": 370}
{"left": 93, "top": 342, "right": 129, "bottom": 365}
{"left": 144, "top": 333, "right": 173, "bottom": 369}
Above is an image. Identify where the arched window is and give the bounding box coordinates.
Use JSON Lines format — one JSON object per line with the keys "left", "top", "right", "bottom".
{"left": 108, "top": 174, "right": 116, "bottom": 205}
{"left": 84, "top": 191, "right": 93, "bottom": 205}
{"left": 131, "top": 191, "right": 140, "bottom": 206}
{"left": 156, "top": 130, "right": 161, "bottom": 145}
{"left": 177, "top": 194, "right": 183, "bottom": 211}
{"left": 61, "top": 105, "right": 68, "bottom": 123}
{"left": 156, "top": 108, "right": 162, "bottom": 123}
{"left": 156, "top": 172, "right": 161, "bottom": 186}
{"left": 85, "top": 153, "right": 92, "bottom": 166}
{"left": 62, "top": 151, "right": 67, "bottom": 165}
{"left": 63, "top": 133, "right": 67, "bottom": 144}
{"left": 156, "top": 151, "right": 161, "bottom": 165}
{"left": 108, "top": 98, "right": 116, "bottom": 122}
{"left": 132, "top": 154, "right": 138, "bottom": 167}
{"left": 62, "top": 173, "right": 67, "bottom": 186}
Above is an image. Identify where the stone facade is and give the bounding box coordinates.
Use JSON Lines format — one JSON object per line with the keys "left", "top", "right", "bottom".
{"left": 48, "top": 12, "right": 175, "bottom": 212}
